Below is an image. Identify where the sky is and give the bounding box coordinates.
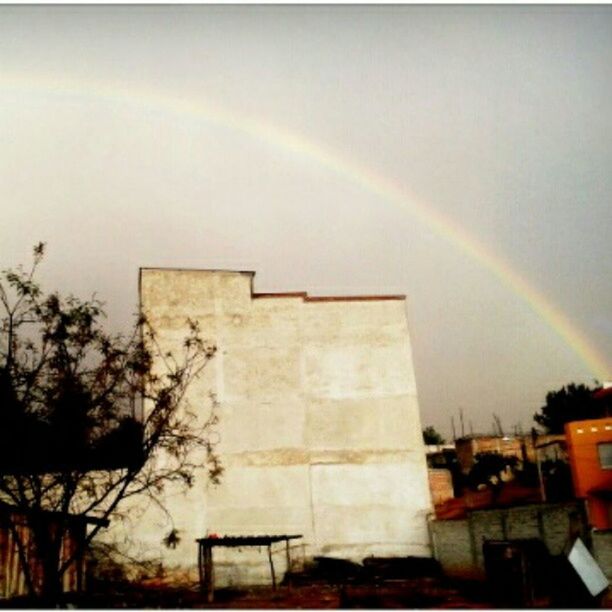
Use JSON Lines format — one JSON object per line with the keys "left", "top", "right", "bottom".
{"left": 1, "top": 5, "right": 611, "bottom": 439}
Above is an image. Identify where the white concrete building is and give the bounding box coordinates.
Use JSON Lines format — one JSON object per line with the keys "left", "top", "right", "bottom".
{"left": 133, "top": 268, "right": 432, "bottom": 585}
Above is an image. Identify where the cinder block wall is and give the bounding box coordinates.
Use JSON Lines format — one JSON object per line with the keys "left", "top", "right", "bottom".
{"left": 127, "top": 269, "right": 432, "bottom": 585}
{"left": 592, "top": 531, "right": 612, "bottom": 582}
{"left": 430, "top": 502, "right": 588, "bottom": 579}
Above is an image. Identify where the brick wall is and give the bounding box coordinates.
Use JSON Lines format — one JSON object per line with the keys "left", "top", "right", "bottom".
{"left": 428, "top": 469, "right": 454, "bottom": 505}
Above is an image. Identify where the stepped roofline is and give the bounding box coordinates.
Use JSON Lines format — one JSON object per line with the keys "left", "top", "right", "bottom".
{"left": 139, "top": 267, "right": 406, "bottom": 302}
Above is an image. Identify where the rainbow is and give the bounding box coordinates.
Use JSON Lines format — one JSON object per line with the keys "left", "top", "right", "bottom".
{"left": 2, "top": 73, "right": 609, "bottom": 380}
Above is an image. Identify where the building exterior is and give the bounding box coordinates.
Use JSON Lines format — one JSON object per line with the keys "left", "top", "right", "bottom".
{"left": 427, "top": 469, "right": 454, "bottom": 505}
{"left": 131, "top": 268, "right": 432, "bottom": 585}
{"left": 425, "top": 444, "right": 458, "bottom": 505}
{"left": 565, "top": 418, "right": 612, "bottom": 530}
{"left": 455, "top": 433, "right": 566, "bottom": 475}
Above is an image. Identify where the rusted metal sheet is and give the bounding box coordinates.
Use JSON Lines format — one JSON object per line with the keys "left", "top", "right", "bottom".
{"left": 0, "top": 508, "right": 85, "bottom": 599}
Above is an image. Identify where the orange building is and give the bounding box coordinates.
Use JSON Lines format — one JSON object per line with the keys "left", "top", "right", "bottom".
{"left": 565, "top": 418, "right": 612, "bottom": 530}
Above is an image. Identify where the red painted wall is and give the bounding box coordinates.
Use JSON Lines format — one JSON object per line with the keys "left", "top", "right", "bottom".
{"left": 565, "top": 418, "right": 612, "bottom": 530}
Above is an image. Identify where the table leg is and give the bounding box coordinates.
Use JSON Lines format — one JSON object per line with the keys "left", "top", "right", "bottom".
{"left": 202, "top": 545, "right": 214, "bottom": 602}
{"left": 268, "top": 544, "right": 276, "bottom": 590}
{"left": 198, "top": 544, "right": 204, "bottom": 590}
{"left": 285, "top": 539, "right": 292, "bottom": 588}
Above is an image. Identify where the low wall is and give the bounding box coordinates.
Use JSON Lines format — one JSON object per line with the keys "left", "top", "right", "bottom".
{"left": 429, "top": 501, "right": 588, "bottom": 579}
{"left": 592, "top": 531, "right": 612, "bottom": 582}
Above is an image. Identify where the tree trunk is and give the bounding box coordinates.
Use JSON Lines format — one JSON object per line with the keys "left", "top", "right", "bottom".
{"left": 32, "top": 519, "right": 64, "bottom": 606}
{"left": 5, "top": 516, "right": 36, "bottom": 598}
{"left": 40, "top": 558, "right": 61, "bottom": 605}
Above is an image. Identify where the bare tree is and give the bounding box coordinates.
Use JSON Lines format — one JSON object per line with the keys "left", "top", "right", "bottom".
{"left": 0, "top": 244, "right": 221, "bottom": 602}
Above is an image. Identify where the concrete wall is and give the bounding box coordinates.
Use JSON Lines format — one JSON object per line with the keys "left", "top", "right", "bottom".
{"left": 430, "top": 502, "right": 588, "bottom": 579}
{"left": 592, "top": 531, "right": 612, "bottom": 582}
{"left": 128, "top": 269, "right": 431, "bottom": 585}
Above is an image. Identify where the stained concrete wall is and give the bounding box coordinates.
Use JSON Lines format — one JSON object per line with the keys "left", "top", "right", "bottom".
{"left": 429, "top": 501, "right": 588, "bottom": 579}
{"left": 127, "top": 269, "right": 431, "bottom": 585}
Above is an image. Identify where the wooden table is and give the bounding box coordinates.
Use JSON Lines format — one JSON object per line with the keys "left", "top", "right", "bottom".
{"left": 196, "top": 534, "right": 303, "bottom": 602}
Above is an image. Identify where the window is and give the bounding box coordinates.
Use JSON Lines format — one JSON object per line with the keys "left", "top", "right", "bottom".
{"left": 597, "top": 442, "right": 612, "bottom": 469}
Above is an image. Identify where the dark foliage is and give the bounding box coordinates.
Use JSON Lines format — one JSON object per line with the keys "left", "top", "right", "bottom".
{"left": 468, "top": 451, "right": 518, "bottom": 490}
{"left": 422, "top": 426, "right": 445, "bottom": 445}
{"left": 533, "top": 382, "right": 608, "bottom": 434}
{"left": 0, "top": 244, "right": 221, "bottom": 600}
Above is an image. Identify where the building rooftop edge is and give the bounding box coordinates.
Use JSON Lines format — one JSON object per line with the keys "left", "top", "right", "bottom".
{"left": 140, "top": 266, "right": 256, "bottom": 276}
{"left": 139, "top": 267, "right": 406, "bottom": 302}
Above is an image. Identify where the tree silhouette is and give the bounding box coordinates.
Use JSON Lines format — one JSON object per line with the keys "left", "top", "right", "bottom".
{"left": 0, "top": 244, "right": 221, "bottom": 601}
{"left": 533, "top": 382, "right": 608, "bottom": 434}
{"left": 422, "top": 426, "right": 446, "bottom": 445}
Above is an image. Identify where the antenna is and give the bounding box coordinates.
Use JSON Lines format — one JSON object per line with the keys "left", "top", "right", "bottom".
{"left": 451, "top": 416, "right": 457, "bottom": 441}
{"left": 459, "top": 408, "right": 465, "bottom": 438}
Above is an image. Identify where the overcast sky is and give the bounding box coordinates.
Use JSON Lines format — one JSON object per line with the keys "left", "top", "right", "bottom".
{"left": 1, "top": 5, "right": 611, "bottom": 438}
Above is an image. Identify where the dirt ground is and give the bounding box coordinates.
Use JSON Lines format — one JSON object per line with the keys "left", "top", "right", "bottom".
{"left": 48, "top": 577, "right": 496, "bottom": 609}
{"left": 74, "top": 577, "right": 612, "bottom": 609}
{"left": 2, "top": 557, "right": 610, "bottom": 609}
{"left": 3, "top": 579, "right": 611, "bottom": 609}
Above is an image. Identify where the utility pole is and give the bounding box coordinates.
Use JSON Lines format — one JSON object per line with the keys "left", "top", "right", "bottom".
{"left": 536, "top": 446, "right": 547, "bottom": 503}
{"left": 493, "top": 414, "right": 503, "bottom": 437}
